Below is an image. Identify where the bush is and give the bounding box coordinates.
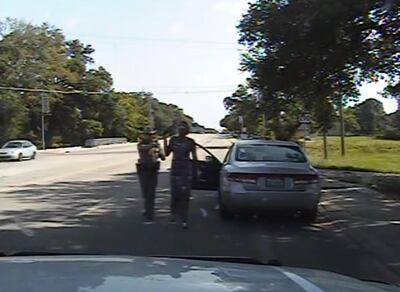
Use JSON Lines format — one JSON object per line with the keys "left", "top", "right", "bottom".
{"left": 379, "top": 129, "right": 400, "bottom": 140}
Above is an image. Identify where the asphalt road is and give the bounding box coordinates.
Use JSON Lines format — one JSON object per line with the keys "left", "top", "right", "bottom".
{"left": 0, "top": 134, "right": 399, "bottom": 286}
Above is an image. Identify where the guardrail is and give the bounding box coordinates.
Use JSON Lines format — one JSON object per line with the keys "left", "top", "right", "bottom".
{"left": 84, "top": 138, "right": 128, "bottom": 148}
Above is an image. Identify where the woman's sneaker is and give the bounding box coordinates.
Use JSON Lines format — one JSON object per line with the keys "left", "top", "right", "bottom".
{"left": 143, "top": 218, "right": 155, "bottom": 225}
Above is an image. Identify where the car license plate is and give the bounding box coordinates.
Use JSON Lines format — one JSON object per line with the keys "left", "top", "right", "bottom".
{"left": 265, "top": 178, "right": 285, "bottom": 188}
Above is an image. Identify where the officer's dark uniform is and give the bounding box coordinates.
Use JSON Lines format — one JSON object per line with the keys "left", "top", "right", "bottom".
{"left": 136, "top": 129, "right": 165, "bottom": 221}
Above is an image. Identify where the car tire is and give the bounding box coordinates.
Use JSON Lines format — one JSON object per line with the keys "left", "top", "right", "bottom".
{"left": 17, "top": 153, "right": 23, "bottom": 161}
{"left": 31, "top": 152, "right": 36, "bottom": 160}
{"left": 302, "top": 207, "right": 318, "bottom": 222}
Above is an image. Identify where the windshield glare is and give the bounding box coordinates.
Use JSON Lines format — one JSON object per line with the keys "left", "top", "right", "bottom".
{"left": 236, "top": 145, "right": 307, "bottom": 163}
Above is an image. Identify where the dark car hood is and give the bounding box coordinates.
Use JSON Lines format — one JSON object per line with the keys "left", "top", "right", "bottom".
{"left": 0, "top": 256, "right": 398, "bottom": 292}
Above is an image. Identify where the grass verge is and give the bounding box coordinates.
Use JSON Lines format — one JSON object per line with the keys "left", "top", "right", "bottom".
{"left": 306, "top": 136, "right": 400, "bottom": 174}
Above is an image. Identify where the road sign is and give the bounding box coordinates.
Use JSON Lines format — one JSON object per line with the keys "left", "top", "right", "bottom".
{"left": 299, "top": 113, "right": 312, "bottom": 124}
{"left": 238, "top": 116, "right": 244, "bottom": 125}
{"left": 42, "top": 96, "right": 50, "bottom": 114}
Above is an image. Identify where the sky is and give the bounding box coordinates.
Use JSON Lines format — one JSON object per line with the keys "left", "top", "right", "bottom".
{"left": 0, "top": 0, "right": 397, "bottom": 128}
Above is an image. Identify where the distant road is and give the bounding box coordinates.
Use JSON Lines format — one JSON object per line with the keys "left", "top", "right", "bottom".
{"left": 0, "top": 134, "right": 228, "bottom": 188}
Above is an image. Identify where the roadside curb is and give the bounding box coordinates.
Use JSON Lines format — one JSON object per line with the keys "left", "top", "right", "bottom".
{"left": 37, "top": 143, "right": 136, "bottom": 154}
{"left": 319, "top": 169, "right": 400, "bottom": 198}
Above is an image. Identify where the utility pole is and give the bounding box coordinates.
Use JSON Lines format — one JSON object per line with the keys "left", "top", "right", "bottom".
{"left": 255, "top": 91, "right": 266, "bottom": 138}
{"left": 238, "top": 115, "right": 244, "bottom": 138}
{"left": 41, "top": 95, "right": 49, "bottom": 150}
{"left": 263, "top": 112, "right": 267, "bottom": 138}
{"left": 339, "top": 97, "right": 345, "bottom": 156}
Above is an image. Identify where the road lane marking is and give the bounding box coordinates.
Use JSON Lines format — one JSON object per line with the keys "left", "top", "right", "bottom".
{"left": 12, "top": 217, "right": 35, "bottom": 237}
{"left": 321, "top": 187, "right": 364, "bottom": 193}
{"left": 77, "top": 197, "right": 114, "bottom": 217}
{"left": 200, "top": 208, "right": 208, "bottom": 218}
{"left": 273, "top": 267, "right": 325, "bottom": 292}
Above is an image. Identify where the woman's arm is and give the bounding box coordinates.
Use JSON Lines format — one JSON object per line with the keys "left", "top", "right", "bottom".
{"left": 191, "top": 140, "right": 198, "bottom": 162}
{"left": 191, "top": 140, "right": 198, "bottom": 178}
{"left": 163, "top": 136, "right": 172, "bottom": 157}
{"left": 158, "top": 142, "right": 166, "bottom": 161}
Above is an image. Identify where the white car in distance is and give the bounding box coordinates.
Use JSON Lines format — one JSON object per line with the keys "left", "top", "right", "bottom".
{"left": 0, "top": 140, "right": 37, "bottom": 161}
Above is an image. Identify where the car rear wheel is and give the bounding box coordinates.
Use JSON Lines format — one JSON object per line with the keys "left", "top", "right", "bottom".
{"left": 31, "top": 152, "right": 36, "bottom": 160}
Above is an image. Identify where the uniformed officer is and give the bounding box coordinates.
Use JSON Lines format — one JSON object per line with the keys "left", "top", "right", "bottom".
{"left": 137, "top": 126, "right": 165, "bottom": 223}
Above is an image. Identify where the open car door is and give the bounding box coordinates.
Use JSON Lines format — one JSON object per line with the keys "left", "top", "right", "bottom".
{"left": 191, "top": 143, "right": 225, "bottom": 190}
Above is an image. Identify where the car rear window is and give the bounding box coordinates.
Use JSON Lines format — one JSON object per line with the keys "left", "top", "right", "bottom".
{"left": 236, "top": 144, "right": 307, "bottom": 163}
{"left": 3, "top": 142, "right": 23, "bottom": 148}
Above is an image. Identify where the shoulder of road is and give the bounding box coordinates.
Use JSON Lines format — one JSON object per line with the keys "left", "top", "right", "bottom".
{"left": 321, "top": 169, "right": 400, "bottom": 198}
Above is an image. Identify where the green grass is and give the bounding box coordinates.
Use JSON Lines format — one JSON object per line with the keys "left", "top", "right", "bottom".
{"left": 306, "top": 136, "right": 400, "bottom": 174}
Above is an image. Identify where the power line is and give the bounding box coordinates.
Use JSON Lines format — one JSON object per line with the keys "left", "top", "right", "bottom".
{"left": 0, "top": 86, "right": 234, "bottom": 95}
{"left": 153, "top": 89, "right": 233, "bottom": 95}
{"left": 131, "top": 84, "right": 238, "bottom": 89}
{"left": 0, "top": 86, "right": 105, "bottom": 95}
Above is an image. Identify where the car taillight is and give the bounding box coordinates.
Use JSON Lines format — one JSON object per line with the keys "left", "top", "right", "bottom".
{"left": 227, "top": 173, "right": 258, "bottom": 184}
{"left": 294, "top": 174, "right": 319, "bottom": 185}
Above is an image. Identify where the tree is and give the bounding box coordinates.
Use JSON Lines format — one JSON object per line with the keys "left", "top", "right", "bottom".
{"left": 222, "top": 84, "right": 263, "bottom": 135}
{"left": 313, "top": 98, "right": 336, "bottom": 158}
{"left": 0, "top": 20, "right": 70, "bottom": 145}
{"left": 0, "top": 94, "right": 28, "bottom": 144}
{"left": 236, "top": 0, "right": 399, "bottom": 140}
{"left": 384, "top": 82, "right": 400, "bottom": 112}
{"left": 0, "top": 19, "right": 198, "bottom": 146}
{"left": 343, "top": 107, "right": 360, "bottom": 134}
{"left": 137, "top": 93, "right": 193, "bottom": 136}
{"left": 80, "top": 119, "right": 104, "bottom": 139}
{"left": 356, "top": 98, "right": 386, "bottom": 135}
{"left": 113, "top": 92, "right": 149, "bottom": 141}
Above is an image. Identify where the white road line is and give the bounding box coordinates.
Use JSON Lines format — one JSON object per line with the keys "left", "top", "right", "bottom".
{"left": 12, "top": 217, "right": 35, "bottom": 237}
{"left": 200, "top": 208, "right": 208, "bottom": 218}
{"left": 274, "top": 267, "right": 325, "bottom": 292}
{"left": 77, "top": 197, "right": 114, "bottom": 217}
{"left": 322, "top": 187, "right": 364, "bottom": 193}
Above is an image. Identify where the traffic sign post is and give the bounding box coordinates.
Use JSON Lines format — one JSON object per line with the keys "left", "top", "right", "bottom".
{"left": 299, "top": 113, "right": 312, "bottom": 152}
{"left": 42, "top": 96, "right": 50, "bottom": 114}
{"left": 41, "top": 95, "right": 50, "bottom": 150}
{"left": 238, "top": 115, "right": 244, "bottom": 135}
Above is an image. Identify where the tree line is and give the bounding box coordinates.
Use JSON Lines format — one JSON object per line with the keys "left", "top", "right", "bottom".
{"left": 221, "top": 0, "right": 400, "bottom": 141}
{"left": 222, "top": 95, "right": 400, "bottom": 139}
{"left": 0, "top": 19, "right": 193, "bottom": 147}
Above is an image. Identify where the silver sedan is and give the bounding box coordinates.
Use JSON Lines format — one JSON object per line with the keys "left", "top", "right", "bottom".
{"left": 218, "top": 140, "right": 320, "bottom": 220}
{"left": 192, "top": 139, "right": 321, "bottom": 221}
{"left": 0, "top": 140, "right": 37, "bottom": 161}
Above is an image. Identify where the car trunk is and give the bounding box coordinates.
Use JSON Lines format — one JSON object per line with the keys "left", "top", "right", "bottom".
{"left": 229, "top": 161, "right": 319, "bottom": 191}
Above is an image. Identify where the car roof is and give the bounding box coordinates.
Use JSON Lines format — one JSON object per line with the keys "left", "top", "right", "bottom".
{"left": 235, "top": 139, "right": 300, "bottom": 147}
{"left": 5, "top": 140, "right": 30, "bottom": 143}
